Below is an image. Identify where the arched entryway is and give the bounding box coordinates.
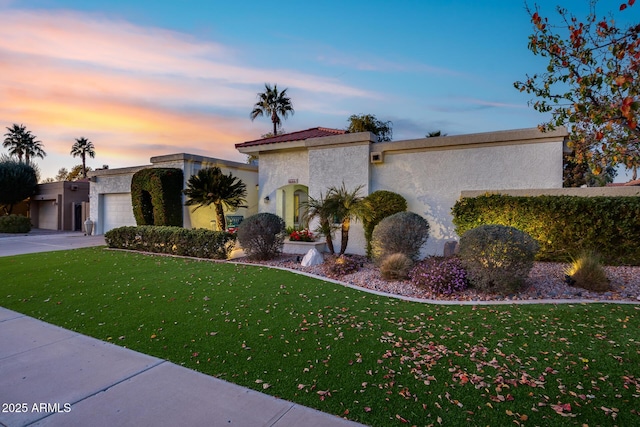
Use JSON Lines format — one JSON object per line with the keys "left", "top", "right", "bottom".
{"left": 275, "top": 184, "right": 308, "bottom": 229}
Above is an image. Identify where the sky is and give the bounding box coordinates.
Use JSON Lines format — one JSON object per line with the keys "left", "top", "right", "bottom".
{"left": 0, "top": 0, "right": 637, "bottom": 181}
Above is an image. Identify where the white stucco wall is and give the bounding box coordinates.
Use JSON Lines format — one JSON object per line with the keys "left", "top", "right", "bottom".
{"left": 89, "top": 167, "right": 144, "bottom": 234}
{"left": 257, "top": 149, "right": 310, "bottom": 216}
{"left": 237, "top": 127, "right": 567, "bottom": 257}
{"left": 308, "top": 142, "right": 371, "bottom": 255}
{"left": 371, "top": 140, "right": 565, "bottom": 256}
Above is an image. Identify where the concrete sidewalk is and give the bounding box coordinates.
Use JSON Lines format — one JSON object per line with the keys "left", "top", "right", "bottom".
{"left": 0, "top": 308, "right": 364, "bottom": 427}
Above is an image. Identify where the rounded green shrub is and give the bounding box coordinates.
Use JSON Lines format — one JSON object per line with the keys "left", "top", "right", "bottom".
{"left": 236, "top": 213, "right": 285, "bottom": 260}
{"left": 362, "top": 190, "right": 407, "bottom": 257}
{"left": 380, "top": 253, "right": 413, "bottom": 281}
{"left": 0, "top": 214, "right": 32, "bottom": 233}
{"left": 458, "top": 224, "right": 539, "bottom": 294}
{"left": 371, "top": 211, "right": 430, "bottom": 263}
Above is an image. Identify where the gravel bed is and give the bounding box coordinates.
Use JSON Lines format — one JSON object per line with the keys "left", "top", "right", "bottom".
{"left": 239, "top": 253, "right": 640, "bottom": 303}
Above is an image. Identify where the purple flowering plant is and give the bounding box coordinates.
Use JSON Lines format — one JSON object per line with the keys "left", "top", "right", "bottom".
{"left": 409, "top": 256, "right": 469, "bottom": 295}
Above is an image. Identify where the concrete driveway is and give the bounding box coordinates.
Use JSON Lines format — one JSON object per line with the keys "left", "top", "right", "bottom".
{"left": 0, "top": 230, "right": 106, "bottom": 257}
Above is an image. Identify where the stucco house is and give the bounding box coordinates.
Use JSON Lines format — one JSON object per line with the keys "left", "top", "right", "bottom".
{"left": 30, "top": 180, "right": 90, "bottom": 231}
{"left": 88, "top": 153, "right": 258, "bottom": 235}
{"left": 236, "top": 126, "right": 569, "bottom": 256}
{"left": 89, "top": 126, "right": 569, "bottom": 256}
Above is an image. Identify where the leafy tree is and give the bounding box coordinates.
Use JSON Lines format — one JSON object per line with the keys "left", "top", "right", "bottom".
{"left": 55, "top": 167, "right": 69, "bottom": 181}
{"left": 426, "top": 130, "right": 447, "bottom": 137}
{"left": 346, "top": 114, "right": 393, "bottom": 142}
{"left": 515, "top": 1, "right": 640, "bottom": 177}
{"left": 563, "top": 132, "right": 617, "bottom": 186}
{"left": 250, "top": 83, "right": 294, "bottom": 136}
{"left": 0, "top": 158, "right": 38, "bottom": 214}
{"left": 70, "top": 137, "right": 96, "bottom": 179}
{"left": 183, "top": 167, "right": 247, "bottom": 231}
{"left": 303, "top": 192, "right": 338, "bottom": 254}
{"left": 325, "top": 183, "right": 370, "bottom": 255}
{"left": 3, "top": 124, "right": 45, "bottom": 165}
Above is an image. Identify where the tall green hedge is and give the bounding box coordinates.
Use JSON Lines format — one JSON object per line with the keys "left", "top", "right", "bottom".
{"left": 131, "top": 168, "right": 183, "bottom": 227}
{"left": 452, "top": 194, "right": 640, "bottom": 265}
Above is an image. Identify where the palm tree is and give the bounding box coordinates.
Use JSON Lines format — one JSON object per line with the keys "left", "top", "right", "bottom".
{"left": 183, "top": 167, "right": 247, "bottom": 231}
{"left": 3, "top": 124, "right": 45, "bottom": 164}
{"left": 250, "top": 83, "right": 294, "bottom": 136}
{"left": 23, "top": 133, "right": 45, "bottom": 165}
{"left": 70, "top": 137, "right": 96, "bottom": 179}
{"left": 303, "top": 192, "right": 337, "bottom": 254}
{"left": 326, "top": 183, "right": 370, "bottom": 255}
{"left": 3, "top": 124, "right": 26, "bottom": 162}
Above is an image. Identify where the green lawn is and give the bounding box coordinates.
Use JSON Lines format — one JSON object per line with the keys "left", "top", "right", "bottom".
{"left": 1, "top": 248, "right": 638, "bottom": 426}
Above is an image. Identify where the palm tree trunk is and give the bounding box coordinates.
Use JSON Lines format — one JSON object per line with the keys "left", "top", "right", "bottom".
{"left": 319, "top": 218, "right": 335, "bottom": 254}
{"left": 339, "top": 218, "right": 350, "bottom": 255}
{"left": 82, "top": 154, "right": 87, "bottom": 179}
{"left": 272, "top": 119, "right": 278, "bottom": 136}
{"left": 214, "top": 203, "right": 226, "bottom": 231}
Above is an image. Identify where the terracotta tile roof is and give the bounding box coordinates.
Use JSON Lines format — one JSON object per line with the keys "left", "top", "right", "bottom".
{"left": 235, "top": 127, "right": 346, "bottom": 148}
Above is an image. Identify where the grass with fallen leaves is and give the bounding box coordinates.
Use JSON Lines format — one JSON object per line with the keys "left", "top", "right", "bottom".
{"left": 1, "top": 248, "right": 638, "bottom": 426}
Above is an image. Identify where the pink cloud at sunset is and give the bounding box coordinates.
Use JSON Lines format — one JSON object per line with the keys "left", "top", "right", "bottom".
{"left": 0, "top": 8, "right": 373, "bottom": 179}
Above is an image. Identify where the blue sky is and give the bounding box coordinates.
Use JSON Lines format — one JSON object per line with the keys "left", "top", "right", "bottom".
{"left": 0, "top": 0, "right": 635, "bottom": 180}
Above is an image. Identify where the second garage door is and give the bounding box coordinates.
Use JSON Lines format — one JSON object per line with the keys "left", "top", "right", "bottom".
{"left": 101, "top": 193, "right": 136, "bottom": 233}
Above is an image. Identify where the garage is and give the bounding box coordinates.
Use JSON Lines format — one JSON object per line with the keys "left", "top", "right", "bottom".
{"left": 37, "top": 200, "right": 59, "bottom": 230}
{"left": 101, "top": 193, "right": 136, "bottom": 233}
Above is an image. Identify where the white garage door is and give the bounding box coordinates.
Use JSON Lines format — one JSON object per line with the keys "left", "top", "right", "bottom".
{"left": 102, "top": 193, "right": 136, "bottom": 233}
{"left": 38, "top": 201, "right": 58, "bottom": 230}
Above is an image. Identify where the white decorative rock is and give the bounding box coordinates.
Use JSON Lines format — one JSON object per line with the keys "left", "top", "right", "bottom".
{"left": 301, "top": 248, "right": 324, "bottom": 266}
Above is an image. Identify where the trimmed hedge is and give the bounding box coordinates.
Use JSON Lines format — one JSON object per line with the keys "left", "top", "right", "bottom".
{"left": 0, "top": 214, "right": 31, "bottom": 233}
{"left": 452, "top": 194, "right": 640, "bottom": 265}
{"left": 131, "top": 168, "right": 183, "bottom": 227}
{"left": 105, "top": 226, "right": 236, "bottom": 259}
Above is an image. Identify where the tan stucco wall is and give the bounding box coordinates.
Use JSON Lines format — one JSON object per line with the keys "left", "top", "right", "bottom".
{"left": 31, "top": 181, "right": 89, "bottom": 231}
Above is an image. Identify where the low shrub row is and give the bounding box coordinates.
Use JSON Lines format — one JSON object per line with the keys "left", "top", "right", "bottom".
{"left": 0, "top": 214, "right": 31, "bottom": 233}
{"left": 104, "top": 226, "right": 236, "bottom": 259}
{"left": 452, "top": 194, "right": 640, "bottom": 265}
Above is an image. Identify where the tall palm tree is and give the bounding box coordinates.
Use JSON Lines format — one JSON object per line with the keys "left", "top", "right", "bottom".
{"left": 70, "top": 137, "right": 96, "bottom": 179}
{"left": 183, "top": 167, "right": 247, "bottom": 231}
{"left": 250, "top": 83, "right": 294, "bottom": 136}
{"left": 3, "top": 124, "right": 27, "bottom": 162}
{"left": 3, "top": 124, "right": 45, "bottom": 164}
{"left": 303, "top": 192, "right": 337, "bottom": 254}
{"left": 326, "top": 183, "right": 370, "bottom": 255}
{"left": 23, "top": 133, "right": 45, "bottom": 165}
